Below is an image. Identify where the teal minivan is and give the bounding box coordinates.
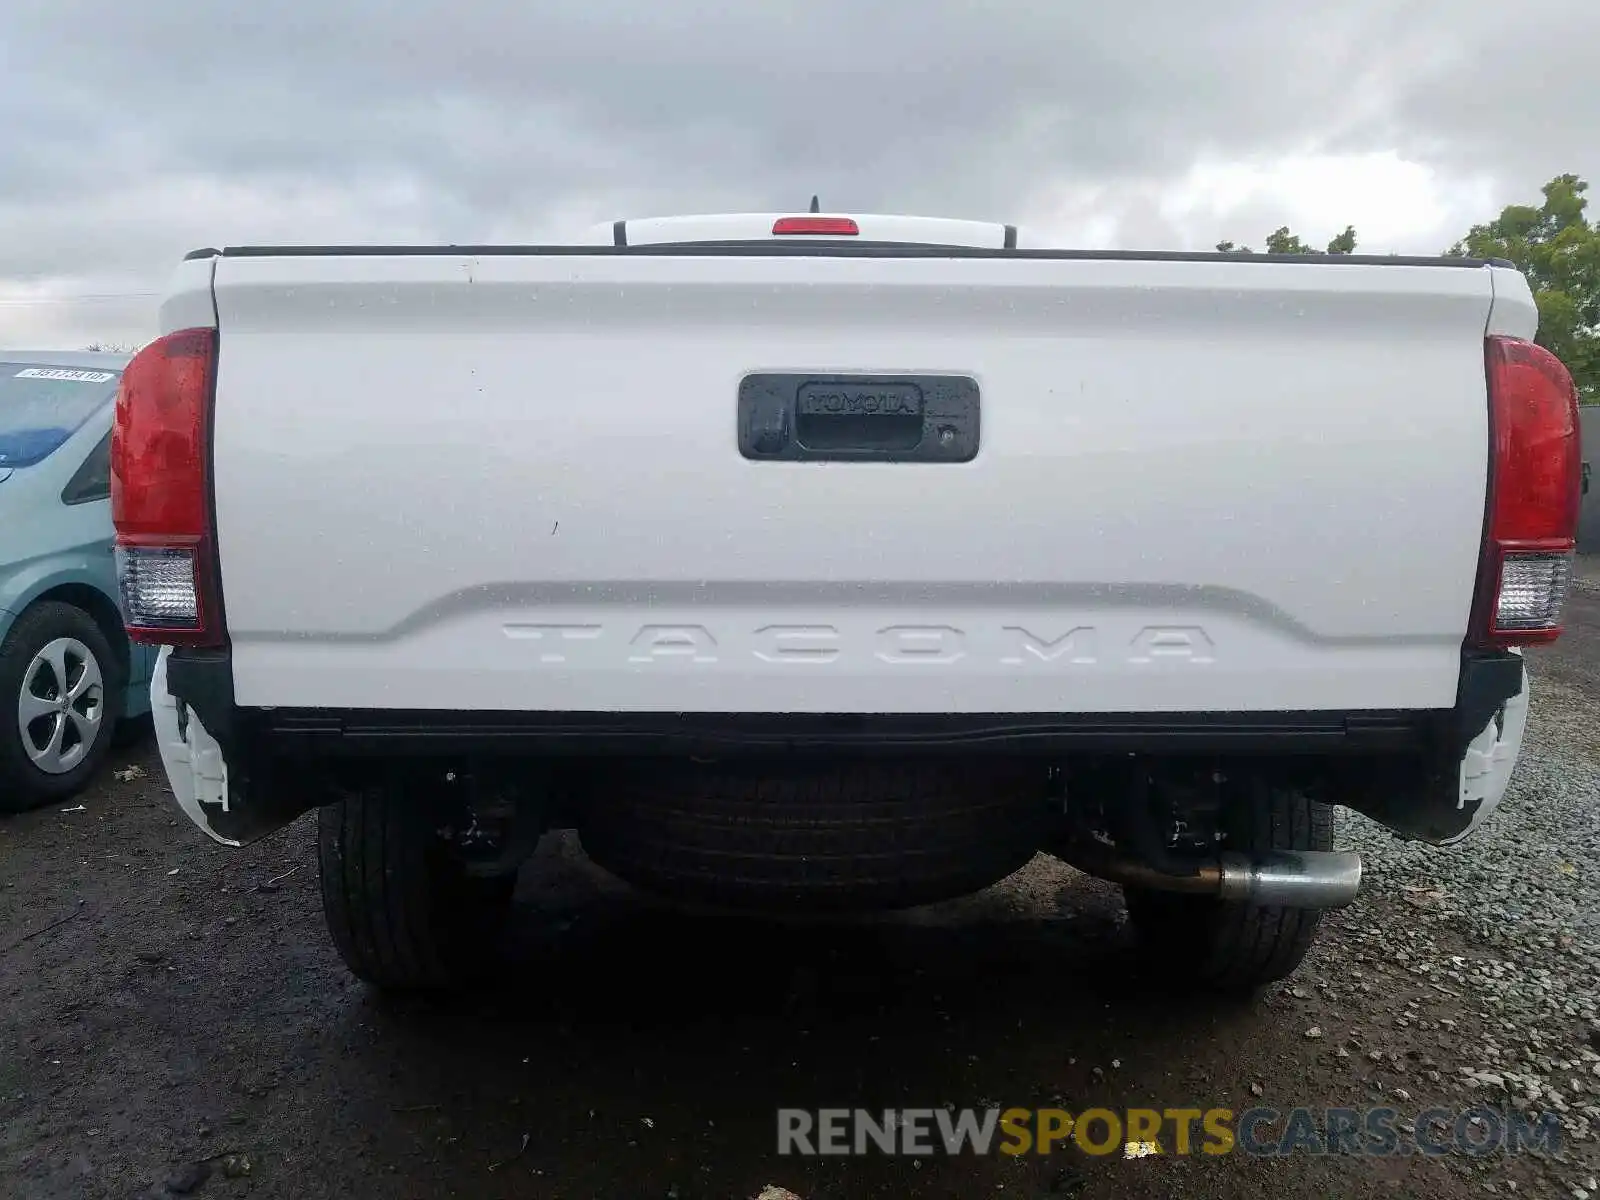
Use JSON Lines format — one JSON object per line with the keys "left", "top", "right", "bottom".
{"left": 0, "top": 350, "right": 154, "bottom": 811}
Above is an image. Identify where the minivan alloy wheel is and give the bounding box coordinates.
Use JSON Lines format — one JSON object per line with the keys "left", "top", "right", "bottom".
{"left": 18, "top": 636, "right": 104, "bottom": 774}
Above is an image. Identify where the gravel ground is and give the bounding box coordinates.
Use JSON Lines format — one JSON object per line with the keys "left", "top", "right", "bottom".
{"left": 1330, "top": 668, "right": 1600, "bottom": 1191}
{"left": 1315, "top": 562, "right": 1600, "bottom": 1198}
{"left": 2, "top": 567, "right": 1599, "bottom": 1200}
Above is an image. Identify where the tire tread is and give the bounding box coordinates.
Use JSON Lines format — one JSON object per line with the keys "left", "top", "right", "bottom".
{"left": 1124, "top": 777, "right": 1333, "bottom": 991}
{"left": 581, "top": 761, "right": 1046, "bottom": 910}
{"left": 318, "top": 786, "right": 512, "bottom": 990}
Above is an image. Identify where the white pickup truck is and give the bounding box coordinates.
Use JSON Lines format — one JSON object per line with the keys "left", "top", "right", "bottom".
{"left": 114, "top": 212, "right": 1583, "bottom": 994}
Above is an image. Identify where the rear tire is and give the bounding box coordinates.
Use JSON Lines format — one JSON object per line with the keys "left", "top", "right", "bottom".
{"left": 0, "top": 601, "right": 123, "bottom": 813}
{"left": 1122, "top": 777, "right": 1333, "bottom": 992}
{"left": 318, "top": 786, "right": 517, "bottom": 990}
{"left": 580, "top": 760, "right": 1048, "bottom": 911}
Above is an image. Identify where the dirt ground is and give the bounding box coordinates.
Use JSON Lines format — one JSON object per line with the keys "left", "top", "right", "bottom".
{"left": 4, "top": 584, "right": 1599, "bottom": 1200}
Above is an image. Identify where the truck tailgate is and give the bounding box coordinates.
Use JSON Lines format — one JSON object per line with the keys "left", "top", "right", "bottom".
{"left": 208, "top": 251, "right": 1496, "bottom": 714}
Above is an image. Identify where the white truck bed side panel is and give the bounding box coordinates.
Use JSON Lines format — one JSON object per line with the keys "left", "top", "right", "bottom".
{"left": 1485, "top": 266, "right": 1540, "bottom": 339}
{"left": 159, "top": 257, "right": 219, "bottom": 334}
{"left": 208, "top": 253, "right": 1494, "bottom": 713}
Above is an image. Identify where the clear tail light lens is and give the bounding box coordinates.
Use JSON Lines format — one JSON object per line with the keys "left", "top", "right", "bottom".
{"left": 116, "top": 546, "right": 203, "bottom": 629}
{"left": 1494, "top": 552, "right": 1573, "bottom": 631}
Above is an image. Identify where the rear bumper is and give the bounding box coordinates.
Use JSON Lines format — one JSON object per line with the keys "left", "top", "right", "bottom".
{"left": 153, "top": 644, "right": 1529, "bottom": 848}
{"left": 219, "top": 708, "right": 1440, "bottom": 756}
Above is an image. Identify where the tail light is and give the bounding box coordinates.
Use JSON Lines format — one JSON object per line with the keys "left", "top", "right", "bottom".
{"left": 772, "top": 216, "right": 859, "bottom": 236}
{"left": 111, "top": 328, "right": 224, "bottom": 646}
{"left": 1471, "top": 335, "right": 1582, "bottom": 647}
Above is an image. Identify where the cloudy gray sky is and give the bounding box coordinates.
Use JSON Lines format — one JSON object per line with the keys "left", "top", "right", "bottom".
{"left": 2, "top": 0, "right": 1596, "bottom": 347}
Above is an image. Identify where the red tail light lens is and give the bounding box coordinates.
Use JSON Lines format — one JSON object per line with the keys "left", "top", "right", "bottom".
{"left": 1473, "top": 335, "right": 1582, "bottom": 647}
{"left": 772, "top": 216, "right": 859, "bottom": 236}
{"left": 112, "top": 328, "right": 224, "bottom": 646}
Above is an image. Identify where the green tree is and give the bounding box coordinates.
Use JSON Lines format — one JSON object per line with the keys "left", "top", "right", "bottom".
{"left": 1325, "top": 225, "right": 1358, "bottom": 255}
{"left": 1216, "top": 226, "right": 1358, "bottom": 255}
{"left": 1449, "top": 174, "right": 1600, "bottom": 403}
{"left": 1263, "top": 226, "right": 1314, "bottom": 254}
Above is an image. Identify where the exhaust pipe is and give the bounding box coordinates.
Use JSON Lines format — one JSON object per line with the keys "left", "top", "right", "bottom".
{"left": 1212, "top": 850, "right": 1363, "bottom": 908}
{"left": 1072, "top": 850, "right": 1362, "bottom": 909}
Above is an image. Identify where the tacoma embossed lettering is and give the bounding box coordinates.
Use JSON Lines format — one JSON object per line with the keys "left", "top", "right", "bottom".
{"left": 501, "top": 622, "right": 1216, "bottom": 667}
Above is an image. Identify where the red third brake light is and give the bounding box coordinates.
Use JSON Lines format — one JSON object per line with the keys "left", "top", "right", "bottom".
{"left": 1472, "top": 335, "right": 1583, "bottom": 648}
{"left": 112, "top": 327, "right": 224, "bottom": 646}
{"left": 772, "top": 216, "right": 860, "bottom": 236}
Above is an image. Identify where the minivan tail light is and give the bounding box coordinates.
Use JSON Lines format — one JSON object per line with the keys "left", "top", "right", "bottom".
{"left": 112, "top": 328, "right": 224, "bottom": 646}
{"left": 1472, "top": 335, "right": 1582, "bottom": 647}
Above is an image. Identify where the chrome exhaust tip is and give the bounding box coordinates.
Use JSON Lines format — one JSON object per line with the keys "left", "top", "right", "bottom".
{"left": 1065, "top": 849, "right": 1363, "bottom": 909}
{"left": 1215, "top": 850, "right": 1362, "bottom": 909}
